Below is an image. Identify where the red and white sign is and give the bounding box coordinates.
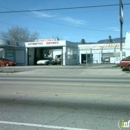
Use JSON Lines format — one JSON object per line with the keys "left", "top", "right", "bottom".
{"left": 39, "top": 38, "right": 54, "bottom": 42}
{"left": 25, "top": 40, "right": 65, "bottom": 47}
{"left": 27, "top": 42, "right": 43, "bottom": 45}
{"left": 46, "top": 42, "right": 59, "bottom": 44}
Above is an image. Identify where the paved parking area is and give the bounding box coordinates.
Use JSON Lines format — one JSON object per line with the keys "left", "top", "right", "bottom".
{"left": 0, "top": 64, "right": 129, "bottom": 77}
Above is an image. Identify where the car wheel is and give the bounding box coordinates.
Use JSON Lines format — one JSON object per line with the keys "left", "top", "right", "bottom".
{"left": 122, "top": 68, "right": 124, "bottom": 71}
{"left": 52, "top": 62, "right": 55, "bottom": 65}
{"left": 45, "top": 62, "right": 49, "bottom": 65}
{"left": 6, "top": 63, "right": 9, "bottom": 66}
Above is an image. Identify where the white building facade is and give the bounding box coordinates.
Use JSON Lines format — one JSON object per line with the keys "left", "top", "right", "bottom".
{"left": 125, "top": 32, "right": 130, "bottom": 57}
{"left": 78, "top": 31, "right": 130, "bottom": 64}
{"left": 78, "top": 43, "right": 125, "bottom": 64}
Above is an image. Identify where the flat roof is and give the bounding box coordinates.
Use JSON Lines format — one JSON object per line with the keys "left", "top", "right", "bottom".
{"left": 78, "top": 43, "right": 125, "bottom": 50}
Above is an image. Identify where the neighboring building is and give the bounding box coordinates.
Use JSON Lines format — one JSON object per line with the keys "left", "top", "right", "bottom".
{"left": 0, "top": 39, "right": 26, "bottom": 66}
{"left": 78, "top": 32, "right": 130, "bottom": 64}
{"left": 78, "top": 43, "right": 125, "bottom": 64}
{"left": 0, "top": 48, "right": 4, "bottom": 57}
{"left": 125, "top": 32, "right": 130, "bottom": 57}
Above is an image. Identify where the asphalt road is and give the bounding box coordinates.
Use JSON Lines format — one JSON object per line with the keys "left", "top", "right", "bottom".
{"left": 0, "top": 67, "right": 130, "bottom": 130}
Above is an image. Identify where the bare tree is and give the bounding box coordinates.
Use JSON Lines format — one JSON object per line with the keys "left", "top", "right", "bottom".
{"left": 0, "top": 26, "right": 39, "bottom": 42}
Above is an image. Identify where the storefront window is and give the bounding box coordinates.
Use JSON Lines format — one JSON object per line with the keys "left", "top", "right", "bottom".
{"left": 67, "top": 48, "right": 77, "bottom": 59}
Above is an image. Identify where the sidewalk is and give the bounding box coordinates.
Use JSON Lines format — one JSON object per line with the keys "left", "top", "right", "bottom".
{"left": 79, "top": 63, "right": 117, "bottom": 68}
{"left": 0, "top": 64, "right": 118, "bottom": 72}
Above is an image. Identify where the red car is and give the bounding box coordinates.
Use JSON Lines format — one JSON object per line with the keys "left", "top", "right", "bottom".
{"left": 0, "top": 58, "right": 16, "bottom": 66}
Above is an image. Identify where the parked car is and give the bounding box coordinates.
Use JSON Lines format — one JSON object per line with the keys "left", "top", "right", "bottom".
{"left": 37, "top": 57, "right": 53, "bottom": 65}
{"left": 52, "top": 55, "right": 62, "bottom": 65}
{"left": 120, "top": 59, "right": 130, "bottom": 70}
{"left": 0, "top": 58, "right": 16, "bottom": 66}
{"left": 103, "top": 57, "right": 110, "bottom": 62}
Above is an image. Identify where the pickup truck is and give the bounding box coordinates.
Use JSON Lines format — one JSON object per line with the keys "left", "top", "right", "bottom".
{"left": 120, "top": 59, "right": 130, "bottom": 70}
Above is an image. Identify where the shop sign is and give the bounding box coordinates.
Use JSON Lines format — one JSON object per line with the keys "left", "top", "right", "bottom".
{"left": 46, "top": 42, "right": 59, "bottom": 44}
{"left": 7, "top": 41, "right": 19, "bottom": 46}
{"left": 79, "top": 43, "right": 125, "bottom": 50}
{"left": 39, "top": 38, "right": 54, "bottom": 42}
{"left": 27, "top": 42, "right": 43, "bottom": 46}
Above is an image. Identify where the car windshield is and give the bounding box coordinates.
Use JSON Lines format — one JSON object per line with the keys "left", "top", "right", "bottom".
{"left": 55, "top": 55, "right": 61, "bottom": 58}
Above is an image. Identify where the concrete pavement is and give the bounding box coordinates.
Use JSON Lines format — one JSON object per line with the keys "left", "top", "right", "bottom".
{"left": 0, "top": 74, "right": 130, "bottom": 130}
{"left": 0, "top": 64, "right": 129, "bottom": 78}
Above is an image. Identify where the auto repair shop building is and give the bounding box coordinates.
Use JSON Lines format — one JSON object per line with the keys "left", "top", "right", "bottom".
{"left": 25, "top": 38, "right": 79, "bottom": 66}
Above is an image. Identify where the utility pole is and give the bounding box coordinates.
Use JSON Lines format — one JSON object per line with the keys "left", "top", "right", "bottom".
{"left": 119, "top": 0, "right": 123, "bottom": 60}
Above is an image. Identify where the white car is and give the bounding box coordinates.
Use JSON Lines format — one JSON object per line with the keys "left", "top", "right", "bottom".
{"left": 37, "top": 57, "right": 53, "bottom": 65}
{"left": 37, "top": 60, "right": 49, "bottom": 65}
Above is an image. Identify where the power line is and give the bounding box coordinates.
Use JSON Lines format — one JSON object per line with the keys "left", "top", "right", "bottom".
{"left": 0, "top": 3, "right": 129, "bottom": 33}
{"left": 0, "top": 19, "right": 127, "bottom": 33}
{"left": 0, "top": 5, "right": 120, "bottom": 32}
{"left": 0, "top": 3, "right": 130, "bottom": 13}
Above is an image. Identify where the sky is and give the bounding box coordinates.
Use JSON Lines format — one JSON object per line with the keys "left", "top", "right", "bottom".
{"left": 0, "top": 0, "right": 130, "bottom": 43}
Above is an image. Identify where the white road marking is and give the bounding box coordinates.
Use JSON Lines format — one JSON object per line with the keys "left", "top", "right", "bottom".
{"left": 0, "top": 121, "right": 92, "bottom": 130}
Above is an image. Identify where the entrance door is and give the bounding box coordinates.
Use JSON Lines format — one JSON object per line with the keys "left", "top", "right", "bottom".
{"left": 28, "top": 48, "right": 34, "bottom": 65}
{"left": 81, "top": 54, "right": 93, "bottom": 64}
{"left": 81, "top": 54, "right": 86, "bottom": 63}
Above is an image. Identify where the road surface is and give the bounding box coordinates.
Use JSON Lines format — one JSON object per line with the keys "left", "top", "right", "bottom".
{"left": 0, "top": 67, "right": 130, "bottom": 130}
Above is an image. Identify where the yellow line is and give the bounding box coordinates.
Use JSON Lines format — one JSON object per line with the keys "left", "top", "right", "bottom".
{"left": 0, "top": 90, "right": 130, "bottom": 99}
{"left": 0, "top": 81, "right": 130, "bottom": 88}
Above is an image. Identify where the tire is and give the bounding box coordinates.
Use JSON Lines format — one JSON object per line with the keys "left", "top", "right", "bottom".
{"left": 128, "top": 66, "right": 130, "bottom": 71}
{"left": 6, "top": 63, "right": 9, "bottom": 66}
{"left": 45, "top": 62, "right": 49, "bottom": 65}
{"left": 122, "top": 68, "right": 124, "bottom": 71}
{"left": 52, "top": 61, "right": 55, "bottom": 65}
